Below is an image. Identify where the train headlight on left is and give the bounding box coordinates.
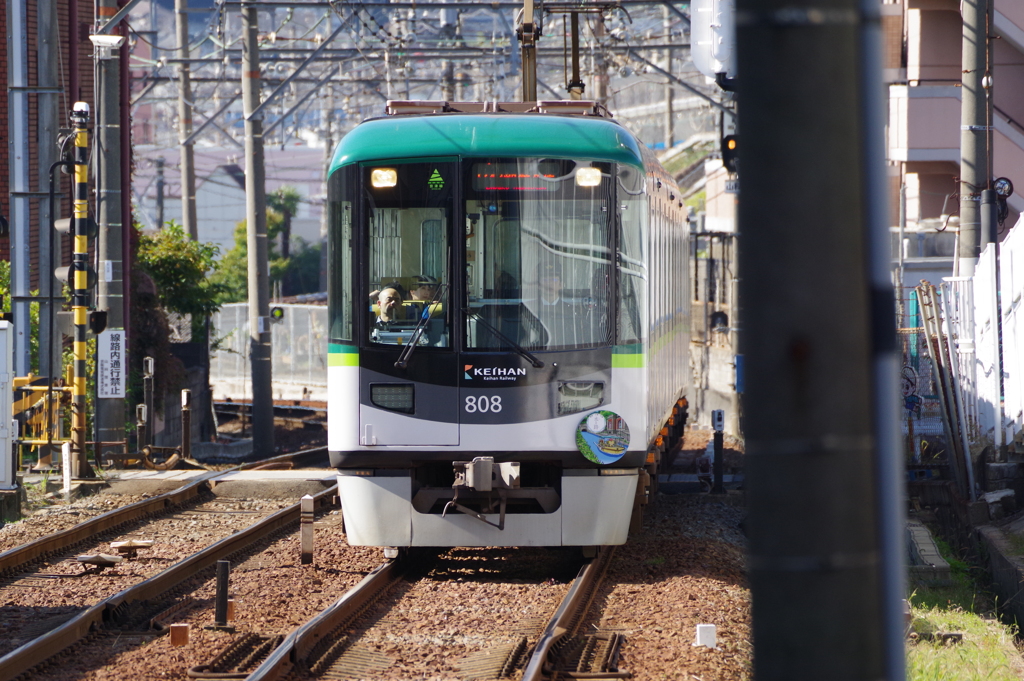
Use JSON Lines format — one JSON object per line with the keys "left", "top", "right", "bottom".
{"left": 371, "top": 168, "right": 398, "bottom": 188}
{"left": 575, "top": 167, "right": 602, "bottom": 187}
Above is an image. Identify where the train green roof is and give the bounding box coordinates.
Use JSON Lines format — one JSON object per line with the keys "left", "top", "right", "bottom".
{"left": 329, "top": 114, "right": 647, "bottom": 173}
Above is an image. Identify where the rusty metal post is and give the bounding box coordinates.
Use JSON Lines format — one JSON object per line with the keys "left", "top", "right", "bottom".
{"left": 300, "top": 494, "right": 315, "bottom": 565}
{"left": 143, "top": 357, "right": 154, "bottom": 448}
{"left": 215, "top": 560, "right": 231, "bottom": 627}
{"left": 136, "top": 404, "right": 147, "bottom": 454}
{"left": 181, "top": 390, "right": 192, "bottom": 460}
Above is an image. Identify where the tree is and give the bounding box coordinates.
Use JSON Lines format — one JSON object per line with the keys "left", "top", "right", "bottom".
{"left": 209, "top": 187, "right": 323, "bottom": 303}
{"left": 269, "top": 186, "right": 302, "bottom": 260}
{"left": 137, "top": 220, "right": 225, "bottom": 319}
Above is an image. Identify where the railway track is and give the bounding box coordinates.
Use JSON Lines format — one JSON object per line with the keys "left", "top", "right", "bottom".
{"left": 0, "top": 448, "right": 334, "bottom": 681}
{"left": 210, "top": 547, "right": 623, "bottom": 681}
{"left": 0, "top": 446, "right": 329, "bottom": 581}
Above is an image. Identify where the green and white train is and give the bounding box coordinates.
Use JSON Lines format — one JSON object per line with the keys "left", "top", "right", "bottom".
{"left": 327, "top": 100, "right": 690, "bottom": 551}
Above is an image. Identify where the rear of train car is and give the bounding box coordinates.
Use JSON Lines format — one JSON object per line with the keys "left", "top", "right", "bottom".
{"left": 326, "top": 104, "right": 690, "bottom": 549}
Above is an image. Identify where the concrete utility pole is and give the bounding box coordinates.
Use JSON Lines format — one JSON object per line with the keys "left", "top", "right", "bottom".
{"left": 38, "top": 0, "right": 62, "bottom": 383}
{"left": 9, "top": 0, "right": 32, "bottom": 375}
{"left": 94, "top": 1, "right": 127, "bottom": 462}
{"left": 242, "top": 2, "right": 275, "bottom": 457}
{"left": 156, "top": 157, "right": 165, "bottom": 227}
{"left": 592, "top": 14, "right": 608, "bottom": 106}
{"left": 319, "top": 85, "right": 334, "bottom": 293}
{"left": 958, "top": 0, "right": 992, "bottom": 277}
{"left": 735, "top": 0, "right": 904, "bottom": 679}
{"left": 176, "top": 0, "right": 199, "bottom": 240}
{"left": 663, "top": 5, "right": 674, "bottom": 149}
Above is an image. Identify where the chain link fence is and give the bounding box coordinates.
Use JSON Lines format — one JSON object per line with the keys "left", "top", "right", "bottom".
{"left": 210, "top": 303, "right": 329, "bottom": 402}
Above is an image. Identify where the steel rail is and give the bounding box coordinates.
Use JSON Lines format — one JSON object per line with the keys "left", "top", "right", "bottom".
{"left": 520, "top": 547, "right": 615, "bottom": 681}
{"left": 245, "top": 558, "right": 408, "bottom": 681}
{"left": 0, "top": 483, "right": 338, "bottom": 681}
{"left": 0, "top": 446, "right": 328, "bottom": 577}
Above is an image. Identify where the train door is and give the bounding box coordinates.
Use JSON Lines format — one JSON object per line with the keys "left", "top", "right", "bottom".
{"left": 358, "top": 161, "right": 460, "bottom": 446}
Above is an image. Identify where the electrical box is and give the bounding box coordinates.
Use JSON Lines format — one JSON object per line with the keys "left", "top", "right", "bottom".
{"left": 691, "top": 0, "right": 737, "bottom": 84}
{"left": 712, "top": 409, "right": 725, "bottom": 433}
{"left": 0, "top": 321, "right": 14, "bottom": 490}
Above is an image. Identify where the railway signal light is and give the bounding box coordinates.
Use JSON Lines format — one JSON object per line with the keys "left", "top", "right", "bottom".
{"left": 721, "top": 134, "right": 738, "bottom": 174}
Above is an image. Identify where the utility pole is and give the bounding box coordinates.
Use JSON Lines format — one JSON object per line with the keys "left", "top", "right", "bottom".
{"left": 177, "top": 0, "right": 199, "bottom": 240}
{"left": 441, "top": 60, "right": 455, "bottom": 101}
{"left": 156, "top": 157, "right": 165, "bottom": 227}
{"left": 663, "top": 5, "right": 674, "bottom": 149}
{"left": 592, "top": 14, "right": 608, "bottom": 107}
{"left": 9, "top": 0, "right": 32, "bottom": 375}
{"left": 319, "top": 85, "right": 334, "bottom": 293}
{"left": 519, "top": 0, "right": 537, "bottom": 101}
{"left": 93, "top": 5, "right": 127, "bottom": 464}
{"left": 958, "top": 0, "right": 992, "bottom": 277}
{"left": 38, "top": 0, "right": 62, "bottom": 383}
{"left": 242, "top": 2, "right": 275, "bottom": 458}
{"left": 736, "top": 0, "right": 904, "bottom": 680}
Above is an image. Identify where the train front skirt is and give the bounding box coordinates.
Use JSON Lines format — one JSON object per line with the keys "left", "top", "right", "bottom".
{"left": 337, "top": 468, "right": 638, "bottom": 547}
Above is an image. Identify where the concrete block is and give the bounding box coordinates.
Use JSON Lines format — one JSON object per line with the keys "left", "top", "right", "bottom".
{"left": 907, "top": 520, "right": 954, "bottom": 586}
{"left": 967, "top": 501, "right": 990, "bottom": 526}
{"left": 0, "top": 488, "right": 23, "bottom": 524}
{"left": 983, "top": 489, "right": 1016, "bottom": 520}
{"left": 191, "top": 439, "right": 254, "bottom": 463}
{"left": 985, "top": 462, "right": 1023, "bottom": 482}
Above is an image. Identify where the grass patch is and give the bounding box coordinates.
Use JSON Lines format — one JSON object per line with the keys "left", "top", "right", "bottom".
{"left": 684, "top": 189, "right": 706, "bottom": 213}
{"left": 907, "top": 532, "right": 1024, "bottom": 680}
{"left": 662, "top": 141, "right": 716, "bottom": 177}
{"left": 907, "top": 601, "right": 1023, "bottom": 681}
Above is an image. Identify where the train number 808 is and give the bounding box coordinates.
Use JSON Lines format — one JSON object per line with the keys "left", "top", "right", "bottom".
{"left": 464, "top": 395, "right": 503, "bottom": 413}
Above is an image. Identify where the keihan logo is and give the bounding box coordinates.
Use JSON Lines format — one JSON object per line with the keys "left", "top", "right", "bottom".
{"left": 464, "top": 365, "right": 527, "bottom": 381}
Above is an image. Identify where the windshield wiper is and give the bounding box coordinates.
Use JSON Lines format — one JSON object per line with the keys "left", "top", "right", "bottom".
{"left": 395, "top": 282, "right": 448, "bottom": 369}
{"left": 464, "top": 308, "right": 545, "bottom": 368}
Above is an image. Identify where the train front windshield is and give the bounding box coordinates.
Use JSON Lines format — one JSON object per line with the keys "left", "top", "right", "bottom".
{"left": 331, "top": 157, "right": 610, "bottom": 352}
{"left": 465, "top": 159, "right": 612, "bottom": 351}
{"left": 332, "top": 157, "right": 615, "bottom": 353}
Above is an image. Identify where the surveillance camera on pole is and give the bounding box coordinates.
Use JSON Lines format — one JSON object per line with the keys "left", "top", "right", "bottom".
{"left": 88, "top": 34, "right": 125, "bottom": 60}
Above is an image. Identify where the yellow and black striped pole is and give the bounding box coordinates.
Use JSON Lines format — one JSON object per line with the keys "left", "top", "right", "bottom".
{"left": 69, "top": 102, "right": 93, "bottom": 478}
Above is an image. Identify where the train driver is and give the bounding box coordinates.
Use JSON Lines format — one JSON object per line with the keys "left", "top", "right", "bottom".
{"left": 374, "top": 287, "right": 410, "bottom": 326}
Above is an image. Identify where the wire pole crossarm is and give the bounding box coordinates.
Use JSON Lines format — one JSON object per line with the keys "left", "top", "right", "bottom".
{"left": 246, "top": 14, "right": 353, "bottom": 121}
{"left": 183, "top": 92, "right": 243, "bottom": 145}
{"left": 626, "top": 48, "right": 734, "bottom": 117}
{"left": 263, "top": 67, "right": 339, "bottom": 135}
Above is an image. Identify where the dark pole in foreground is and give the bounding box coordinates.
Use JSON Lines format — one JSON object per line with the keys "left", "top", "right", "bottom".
{"left": 735, "top": 0, "right": 904, "bottom": 679}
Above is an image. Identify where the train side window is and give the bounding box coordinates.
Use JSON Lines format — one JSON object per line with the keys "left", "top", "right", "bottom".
{"left": 328, "top": 166, "right": 356, "bottom": 342}
{"left": 616, "top": 166, "right": 647, "bottom": 346}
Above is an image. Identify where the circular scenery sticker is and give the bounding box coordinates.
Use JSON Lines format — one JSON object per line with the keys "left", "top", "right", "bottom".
{"left": 576, "top": 410, "right": 630, "bottom": 464}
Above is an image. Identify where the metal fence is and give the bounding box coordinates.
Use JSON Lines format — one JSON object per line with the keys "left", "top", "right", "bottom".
{"left": 1001, "top": 227, "right": 1024, "bottom": 446}
{"left": 209, "top": 303, "right": 329, "bottom": 402}
{"left": 896, "top": 284, "right": 948, "bottom": 463}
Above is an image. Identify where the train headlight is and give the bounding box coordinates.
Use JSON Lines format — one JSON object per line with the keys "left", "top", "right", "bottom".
{"left": 557, "top": 381, "right": 604, "bottom": 415}
{"left": 371, "top": 383, "right": 415, "bottom": 413}
{"left": 371, "top": 168, "right": 398, "bottom": 188}
{"left": 575, "top": 167, "right": 602, "bottom": 187}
